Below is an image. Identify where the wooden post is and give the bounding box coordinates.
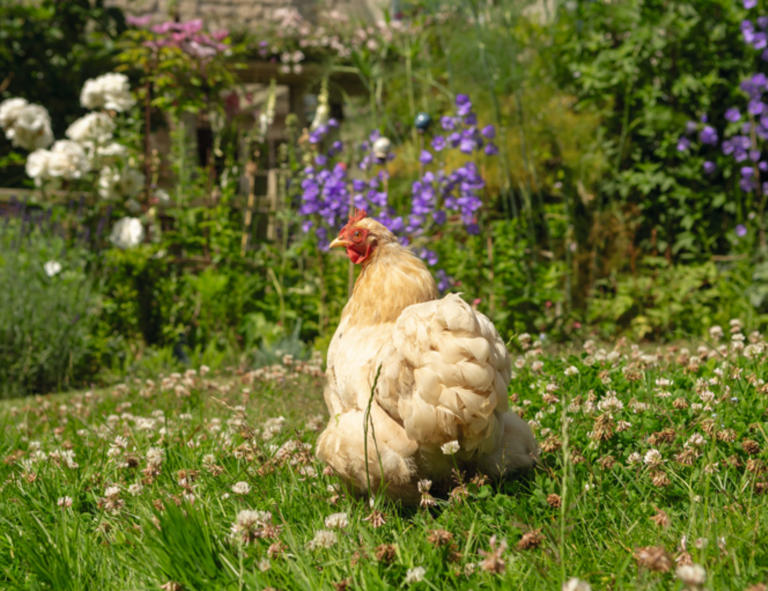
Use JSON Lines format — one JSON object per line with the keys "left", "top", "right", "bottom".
{"left": 241, "top": 160, "right": 257, "bottom": 256}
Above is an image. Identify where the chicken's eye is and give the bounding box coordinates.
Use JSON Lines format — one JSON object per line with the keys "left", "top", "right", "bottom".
{"left": 352, "top": 230, "right": 362, "bottom": 241}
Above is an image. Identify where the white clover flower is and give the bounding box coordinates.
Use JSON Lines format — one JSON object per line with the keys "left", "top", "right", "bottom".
{"left": 404, "top": 566, "right": 426, "bottom": 584}
{"left": 643, "top": 448, "right": 662, "bottom": 468}
{"left": 627, "top": 451, "right": 642, "bottom": 465}
{"left": 564, "top": 365, "right": 579, "bottom": 377}
{"left": 324, "top": 512, "right": 349, "bottom": 529}
{"left": 65, "top": 112, "right": 115, "bottom": 143}
{"left": 104, "top": 485, "right": 120, "bottom": 498}
{"left": 562, "top": 578, "right": 592, "bottom": 591}
{"left": 596, "top": 392, "right": 623, "bottom": 412}
{"left": 43, "top": 260, "right": 62, "bottom": 277}
{"left": 146, "top": 446, "right": 164, "bottom": 467}
{"left": 440, "top": 440, "right": 460, "bottom": 455}
{"left": 306, "top": 529, "right": 337, "bottom": 550}
{"left": 110, "top": 217, "right": 145, "bottom": 249}
{"left": 231, "top": 481, "right": 251, "bottom": 495}
{"left": 262, "top": 416, "right": 286, "bottom": 440}
{"left": 128, "top": 483, "right": 143, "bottom": 496}
{"left": 57, "top": 496, "right": 73, "bottom": 508}
{"left": 80, "top": 73, "right": 136, "bottom": 112}
{"left": 4, "top": 102, "right": 53, "bottom": 150}
{"left": 675, "top": 563, "right": 706, "bottom": 586}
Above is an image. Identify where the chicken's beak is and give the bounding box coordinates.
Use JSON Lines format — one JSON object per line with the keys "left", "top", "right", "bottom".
{"left": 329, "top": 236, "right": 350, "bottom": 249}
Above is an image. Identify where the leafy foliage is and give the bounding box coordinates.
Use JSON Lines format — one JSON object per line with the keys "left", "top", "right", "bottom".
{"left": 0, "top": 217, "right": 100, "bottom": 397}
{"left": 0, "top": 0, "right": 125, "bottom": 185}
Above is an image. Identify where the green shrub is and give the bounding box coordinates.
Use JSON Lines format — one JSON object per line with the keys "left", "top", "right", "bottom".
{"left": 0, "top": 218, "right": 101, "bottom": 397}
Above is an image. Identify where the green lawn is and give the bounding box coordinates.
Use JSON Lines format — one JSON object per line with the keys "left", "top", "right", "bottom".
{"left": 1, "top": 333, "right": 767, "bottom": 590}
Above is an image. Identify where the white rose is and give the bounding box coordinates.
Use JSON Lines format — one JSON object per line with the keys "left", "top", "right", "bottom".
{"left": 47, "top": 140, "right": 89, "bottom": 179}
{"left": 66, "top": 112, "right": 115, "bottom": 143}
{"left": 98, "top": 166, "right": 121, "bottom": 200}
{"left": 96, "top": 141, "right": 127, "bottom": 161}
{"left": 7, "top": 103, "right": 54, "bottom": 150}
{"left": 26, "top": 149, "right": 51, "bottom": 179}
{"left": 0, "top": 97, "right": 28, "bottom": 130}
{"left": 80, "top": 73, "right": 136, "bottom": 112}
{"left": 109, "top": 217, "right": 145, "bottom": 249}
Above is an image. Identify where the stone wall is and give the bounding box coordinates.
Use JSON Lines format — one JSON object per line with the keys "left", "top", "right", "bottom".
{"left": 104, "top": 0, "right": 388, "bottom": 32}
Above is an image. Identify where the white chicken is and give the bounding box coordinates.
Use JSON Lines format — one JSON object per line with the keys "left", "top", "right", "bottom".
{"left": 316, "top": 210, "right": 539, "bottom": 501}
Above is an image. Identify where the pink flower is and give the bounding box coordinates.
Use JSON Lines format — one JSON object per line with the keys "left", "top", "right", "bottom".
{"left": 127, "top": 14, "right": 152, "bottom": 27}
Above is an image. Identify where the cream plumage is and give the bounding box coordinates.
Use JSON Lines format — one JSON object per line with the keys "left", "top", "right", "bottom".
{"left": 317, "top": 212, "right": 538, "bottom": 501}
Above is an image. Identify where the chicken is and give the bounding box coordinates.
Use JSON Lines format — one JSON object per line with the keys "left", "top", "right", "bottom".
{"left": 316, "top": 210, "right": 539, "bottom": 501}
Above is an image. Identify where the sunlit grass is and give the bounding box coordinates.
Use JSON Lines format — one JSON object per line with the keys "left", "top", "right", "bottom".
{"left": 1, "top": 329, "right": 767, "bottom": 590}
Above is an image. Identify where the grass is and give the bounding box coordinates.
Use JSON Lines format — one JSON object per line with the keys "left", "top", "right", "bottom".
{"left": 0, "top": 331, "right": 767, "bottom": 591}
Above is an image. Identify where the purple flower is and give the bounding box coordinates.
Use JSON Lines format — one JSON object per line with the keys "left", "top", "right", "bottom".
{"left": 740, "top": 177, "right": 757, "bottom": 192}
{"left": 455, "top": 94, "right": 470, "bottom": 106}
{"left": 418, "top": 248, "right": 439, "bottom": 266}
{"left": 431, "top": 136, "right": 446, "bottom": 151}
{"left": 676, "top": 137, "right": 691, "bottom": 152}
{"left": 328, "top": 140, "right": 343, "bottom": 156}
{"left": 744, "top": 0, "right": 757, "bottom": 8}
{"left": 741, "top": 166, "right": 754, "bottom": 177}
{"left": 481, "top": 124, "right": 496, "bottom": 139}
{"left": 749, "top": 100, "right": 766, "bottom": 116}
{"left": 435, "top": 269, "right": 452, "bottom": 292}
{"left": 440, "top": 116, "right": 457, "bottom": 131}
{"left": 459, "top": 136, "right": 477, "bottom": 154}
{"left": 463, "top": 112, "right": 477, "bottom": 125}
{"left": 419, "top": 149, "right": 433, "bottom": 164}
{"left": 736, "top": 224, "right": 748, "bottom": 237}
{"left": 484, "top": 143, "right": 499, "bottom": 156}
{"left": 725, "top": 107, "right": 742, "bottom": 122}
{"left": 455, "top": 94, "right": 472, "bottom": 117}
{"left": 699, "top": 126, "right": 718, "bottom": 145}
{"left": 702, "top": 160, "right": 716, "bottom": 174}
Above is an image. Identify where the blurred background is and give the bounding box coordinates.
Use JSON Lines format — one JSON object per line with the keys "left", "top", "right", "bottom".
{"left": 1, "top": 0, "right": 766, "bottom": 397}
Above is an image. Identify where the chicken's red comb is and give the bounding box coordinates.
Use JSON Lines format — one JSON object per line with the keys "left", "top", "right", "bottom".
{"left": 348, "top": 209, "right": 367, "bottom": 224}
{"left": 341, "top": 209, "right": 367, "bottom": 231}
